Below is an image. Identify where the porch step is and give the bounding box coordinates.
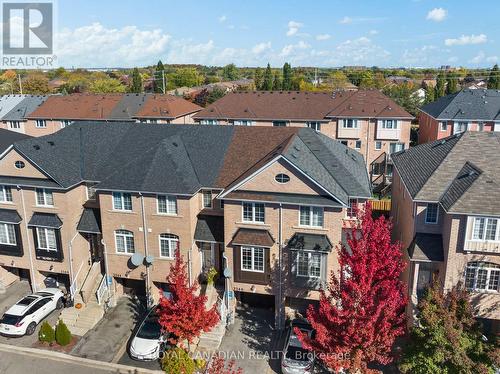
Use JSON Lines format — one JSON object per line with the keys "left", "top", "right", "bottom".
{"left": 0, "top": 281, "right": 5, "bottom": 295}
{"left": 60, "top": 301, "right": 104, "bottom": 336}
{"left": 196, "top": 321, "right": 226, "bottom": 351}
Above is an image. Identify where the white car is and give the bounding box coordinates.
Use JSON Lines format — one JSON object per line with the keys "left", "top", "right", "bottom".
{"left": 0, "top": 288, "right": 65, "bottom": 336}
{"left": 129, "top": 307, "right": 168, "bottom": 361}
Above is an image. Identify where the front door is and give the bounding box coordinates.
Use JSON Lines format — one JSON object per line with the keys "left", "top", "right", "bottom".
{"left": 201, "top": 242, "right": 215, "bottom": 273}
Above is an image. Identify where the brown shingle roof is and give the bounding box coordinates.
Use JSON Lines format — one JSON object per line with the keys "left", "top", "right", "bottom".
{"left": 193, "top": 90, "right": 413, "bottom": 121}
{"left": 134, "top": 94, "right": 202, "bottom": 119}
{"left": 231, "top": 228, "right": 275, "bottom": 247}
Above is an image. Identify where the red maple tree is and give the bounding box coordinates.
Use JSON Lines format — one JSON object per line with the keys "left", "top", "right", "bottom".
{"left": 157, "top": 249, "right": 219, "bottom": 346}
{"left": 206, "top": 356, "right": 243, "bottom": 374}
{"left": 296, "top": 203, "right": 407, "bottom": 372}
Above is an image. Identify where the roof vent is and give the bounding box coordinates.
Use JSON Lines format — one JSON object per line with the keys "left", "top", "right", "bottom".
{"left": 47, "top": 141, "right": 54, "bottom": 146}
{"left": 172, "top": 142, "right": 178, "bottom": 147}
{"left": 33, "top": 145, "right": 40, "bottom": 150}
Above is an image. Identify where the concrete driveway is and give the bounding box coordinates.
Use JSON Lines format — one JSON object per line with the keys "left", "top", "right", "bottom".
{"left": 0, "top": 281, "right": 62, "bottom": 347}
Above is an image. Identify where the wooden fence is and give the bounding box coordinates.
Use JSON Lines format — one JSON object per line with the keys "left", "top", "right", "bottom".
{"left": 369, "top": 199, "right": 392, "bottom": 212}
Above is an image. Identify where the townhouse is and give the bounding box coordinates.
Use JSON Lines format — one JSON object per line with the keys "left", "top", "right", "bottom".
{"left": 0, "top": 93, "right": 202, "bottom": 137}
{"left": 192, "top": 90, "right": 413, "bottom": 190}
{"left": 0, "top": 122, "right": 370, "bottom": 327}
{"left": 418, "top": 88, "right": 500, "bottom": 144}
{"left": 391, "top": 131, "right": 500, "bottom": 334}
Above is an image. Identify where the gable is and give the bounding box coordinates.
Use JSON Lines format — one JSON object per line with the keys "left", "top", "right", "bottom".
{"left": 0, "top": 149, "right": 51, "bottom": 179}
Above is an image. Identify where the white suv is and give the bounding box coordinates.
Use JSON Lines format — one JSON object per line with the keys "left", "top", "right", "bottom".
{"left": 0, "top": 288, "right": 65, "bottom": 336}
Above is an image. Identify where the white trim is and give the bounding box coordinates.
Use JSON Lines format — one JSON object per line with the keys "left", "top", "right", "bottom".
{"left": 242, "top": 201, "right": 265, "bottom": 224}
{"left": 35, "top": 188, "right": 54, "bottom": 207}
{"left": 240, "top": 246, "right": 265, "bottom": 273}
{"left": 114, "top": 229, "right": 135, "bottom": 254}
{"left": 0, "top": 222, "right": 17, "bottom": 246}
{"left": 296, "top": 251, "right": 322, "bottom": 278}
{"left": 202, "top": 190, "right": 213, "bottom": 209}
{"left": 156, "top": 194, "right": 178, "bottom": 215}
{"left": 424, "top": 203, "right": 439, "bottom": 224}
{"left": 298, "top": 205, "right": 324, "bottom": 228}
{"left": 36, "top": 227, "right": 57, "bottom": 251}
{"left": 112, "top": 192, "right": 133, "bottom": 211}
{"left": 159, "top": 233, "right": 178, "bottom": 259}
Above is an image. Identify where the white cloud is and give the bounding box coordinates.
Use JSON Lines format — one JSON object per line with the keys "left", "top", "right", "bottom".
{"left": 316, "top": 34, "right": 331, "bottom": 41}
{"left": 401, "top": 45, "right": 438, "bottom": 66}
{"left": 166, "top": 39, "right": 215, "bottom": 64}
{"left": 252, "top": 42, "right": 271, "bottom": 54}
{"left": 280, "top": 40, "right": 310, "bottom": 56}
{"left": 369, "top": 30, "right": 379, "bottom": 35}
{"left": 218, "top": 15, "right": 227, "bottom": 23}
{"left": 445, "top": 34, "right": 487, "bottom": 46}
{"left": 286, "top": 21, "right": 303, "bottom": 36}
{"left": 426, "top": 8, "right": 447, "bottom": 22}
{"left": 469, "top": 51, "right": 485, "bottom": 64}
{"left": 339, "top": 16, "right": 352, "bottom": 24}
{"left": 320, "top": 37, "right": 390, "bottom": 66}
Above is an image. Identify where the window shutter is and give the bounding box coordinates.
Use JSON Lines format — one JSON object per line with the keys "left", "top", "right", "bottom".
{"left": 377, "top": 119, "right": 382, "bottom": 128}
{"left": 339, "top": 119, "right": 344, "bottom": 128}
{"left": 320, "top": 253, "right": 328, "bottom": 283}
{"left": 397, "top": 120, "right": 401, "bottom": 129}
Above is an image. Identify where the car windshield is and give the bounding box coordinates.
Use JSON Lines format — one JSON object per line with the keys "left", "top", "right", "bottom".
{"left": 17, "top": 296, "right": 37, "bottom": 306}
{"left": 137, "top": 317, "right": 161, "bottom": 340}
{"left": 285, "top": 345, "right": 312, "bottom": 362}
{"left": 1, "top": 314, "right": 23, "bottom": 326}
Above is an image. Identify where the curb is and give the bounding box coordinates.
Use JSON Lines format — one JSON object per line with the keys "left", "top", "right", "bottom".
{"left": 0, "top": 342, "right": 163, "bottom": 374}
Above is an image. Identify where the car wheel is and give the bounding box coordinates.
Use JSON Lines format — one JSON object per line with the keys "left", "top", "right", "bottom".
{"left": 56, "top": 297, "right": 64, "bottom": 310}
{"left": 26, "top": 322, "right": 37, "bottom": 336}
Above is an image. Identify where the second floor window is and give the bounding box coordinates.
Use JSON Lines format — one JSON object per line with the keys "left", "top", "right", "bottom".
{"left": 241, "top": 246, "right": 264, "bottom": 272}
{"left": 35, "top": 120, "right": 47, "bottom": 128}
{"left": 201, "top": 119, "right": 218, "bottom": 125}
{"left": 113, "top": 192, "right": 132, "bottom": 211}
{"left": 36, "top": 227, "right": 57, "bottom": 251}
{"left": 299, "top": 206, "right": 323, "bottom": 227}
{"left": 202, "top": 191, "right": 212, "bottom": 209}
{"left": 0, "top": 223, "right": 16, "bottom": 245}
{"left": 454, "top": 122, "right": 468, "bottom": 134}
{"left": 465, "top": 262, "right": 500, "bottom": 292}
{"left": 233, "top": 120, "right": 254, "bottom": 126}
{"left": 306, "top": 122, "right": 321, "bottom": 132}
{"left": 439, "top": 122, "right": 448, "bottom": 131}
{"left": 389, "top": 143, "right": 405, "bottom": 154}
{"left": 86, "top": 184, "right": 97, "bottom": 201}
{"left": 60, "top": 120, "right": 72, "bottom": 128}
{"left": 346, "top": 198, "right": 358, "bottom": 219}
{"left": 382, "top": 119, "right": 398, "bottom": 129}
{"left": 375, "top": 141, "right": 382, "bottom": 150}
{"left": 159, "top": 233, "right": 178, "bottom": 258}
{"left": 472, "top": 217, "right": 499, "bottom": 241}
{"left": 115, "top": 229, "right": 135, "bottom": 254}
{"left": 9, "top": 121, "right": 20, "bottom": 129}
{"left": 242, "top": 202, "right": 265, "bottom": 223}
{"left": 273, "top": 121, "right": 287, "bottom": 127}
{"left": 0, "top": 186, "right": 13, "bottom": 202}
{"left": 342, "top": 119, "right": 358, "bottom": 129}
{"left": 36, "top": 188, "right": 54, "bottom": 206}
{"left": 425, "top": 203, "right": 439, "bottom": 224}
{"left": 296, "top": 251, "right": 321, "bottom": 278}
{"left": 157, "top": 195, "right": 177, "bottom": 215}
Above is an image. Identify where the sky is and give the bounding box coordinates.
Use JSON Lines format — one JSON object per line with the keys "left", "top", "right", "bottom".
{"left": 53, "top": 0, "right": 500, "bottom": 68}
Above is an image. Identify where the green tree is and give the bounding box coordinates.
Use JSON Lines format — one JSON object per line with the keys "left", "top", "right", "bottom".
{"left": 89, "top": 77, "right": 126, "bottom": 93}
{"left": 262, "top": 63, "right": 273, "bottom": 90}
{"left": 222, "top": 63, "right": 239, "bottom": 81}
{"left": 487, "top": 64, "right": 500, "bottom": 89}
{"left": 38, "top": 321, "right": 55, "bottom": 343}
{"left": 23, "top": 74, "right": 50, "bottom": 94}
{"left": 358, "top": 70, "right": 375, "bottom": 88}
{"left": 383, "top": 82, "right": 421, "bottom": 116}
{"left": 130, "top": 67, "right": 142, "bottom": 93}
{"left": 62, "top": 73, "right": 90, "bottom": 93}
{"left": 446, "top": 72, "right": 458, "bottom": 94}
{"left": 435, "top": 72, "right": 446, "bottom": 98}
{"left": 400, "top": 281, "right": 499, "bottom": 374}
{"left": 329, "top": 70, "right": 350, "bottom": 90}
{"left": 424, "top": 84, "right": 435, "bottom": 104}
{"left": 172, "top": 68, "right": 203, "bottom": 87}
{"left": 254, "top": 68, "right": 263, "bottom": 90}
{"left": 55, "top": 320, "right": 72, "bottom": 346}
{"left": 161, "top": 347, "right": 196, "bottom": 374}
{"left": 154, "top": 60, "right": 165, "bottom": 93}
{"left": 272, "top": 71, "right": 282, "bottom": 90}
{"left": 282, "top": 62, "right": 293, "bottom": 90}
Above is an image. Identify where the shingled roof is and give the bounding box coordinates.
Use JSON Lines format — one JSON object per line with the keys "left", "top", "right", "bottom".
{"left": 11, "top": 122, "right": 371, "bottom": 204}
{"left": 392, "top": 131, "right": 500, "bottom": 215}
{"left": 2, "top": 95, "right": 49, "bottom": 121}
{"left": 193, "top": 89, "right": 413, "bottom": 121}
{"left": 134, "top": 94, "right": 202, "bottom": 119}
{"left": 420, "top": 89, "right": 500, "bottom": 120}
{"left": 0, "top": 128, "right": 31, "bottom": 156}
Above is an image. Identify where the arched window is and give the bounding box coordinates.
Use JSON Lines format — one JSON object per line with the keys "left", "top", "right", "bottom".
{"left": 115, "top": 230, "right": 135, "bottom": 254}
{"left": 275, "top": 173, "right": 290, "bottom": 184}
{"left": 465, "top": 262, "right": 500, "bottom": 292}
{"left": 159, "top": 234, "right": 178, "bottom": 259}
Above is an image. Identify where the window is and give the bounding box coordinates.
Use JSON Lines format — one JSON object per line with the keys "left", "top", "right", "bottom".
{"left": 115, "top": 230, "right": 135, "bottom": 254}
{"left": 346, "top": 198, "right": 358, "bottom": 219}
{"left": 157, "top": 195, "right": 177, "bottom": 215}
{"left": 36, "top": 227, "right": 57, "bottom": 251}
{"left": 242, "top": 202, "right": 265, "bottom": 223}
{"left": 35, "top": 120, "right": 46, "bottom": 128}
{"left": 306, "top": 122, "right": 321, "bottom": 132}
{"left": 478, "top": 122, "right": 485, "bottom": 132}
{"left": 241, "top": 246, "right": 264, "bottom": 272}
{"left": 465, "top": 262, "right": 500, "bottom": 292}
{"left": 233, "top": 120, "right": 254, "bottom": 126}
{"left": 14, "top": 160, "right": 25, "bottom": 169}
{"left": 159, "top": 234, "right": 178, "bottom": 258}
{"left": 202, "top": 190, "right": 212, "bottom": 209}
{"left": 375, "top": 141, "right": 382, "bottom": 150}
{"left": 296, "top": 252, "right": 321, "bottom": 278}
{"left": 112, "top": 192, "right": 132, "bottom": 211}
{"left": 36, "top": 188, "right": 54, "bottom": 207}
{"left": 201, "top": 119, "right": 218, "bottom": 125}
{"left": 381, "top": 119, "right": 398, "bottom": 129}
{"left": 340, "top": 140, "right": 348, "bottom": 146}
{"left": 0, "top": 223, "right": 16, "bottom": 245}
{"left": 299, "top": 206, "right": 324, "bottom": 227}
{"left": 354, "top": 140, "right": 362, "bottom": 149}
{"left": 425, "top": 203, "right": 439, "bottom": 224}
{"left": 86, "top": 184, "right": 96, "bottom": 201}
{"left": 389, "top": 142, "right": 404, "bottom": 154}
{"left": 8, "top": 121, "right": 20, "bottom": 129}
{"left": 342, "top": 119, "right": 358, "bottom": 129}
{"left": 143, "top": 119, "right": 158, "bottom": 124}
{"left": 472, "top": 217, "right": 499, "bottom": 241}
{"left": 275, "top": 173, "right": 290, "bottom": 184}
{"left": 60, "top": 120, "right": 72, "bottom": 128}
{"left": 453, "top": 121, "right": 468, "bottom": 134}
{"left": 0, "top": 186, "right": 13, "bottom": 203}
{"left": 439, "top": 122, "right": 448, "bottom": 132}
{"left": 273, "top": 121, "right": 287, "bottom": 127}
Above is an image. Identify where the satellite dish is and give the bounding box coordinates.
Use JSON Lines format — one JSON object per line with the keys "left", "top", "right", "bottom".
{"left": 223, "top": 267, "right": 232, "bottom": 279}
{"left": 145, "top": 255, "right": 155, "bottom": 265}
{"left": 130, "top": 253, "right": 145, "bottom": 267}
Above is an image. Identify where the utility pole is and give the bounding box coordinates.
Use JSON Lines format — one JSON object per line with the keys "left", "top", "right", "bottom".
{"left": 162, "top": 70, "right": 166, "bottom": 94}
{"left": 17, "top": 74, "right": 23, "bottom": 94}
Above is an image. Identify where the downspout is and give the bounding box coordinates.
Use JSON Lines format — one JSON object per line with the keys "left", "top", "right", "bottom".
{"left": 188, "top": 244, "right": 193, "bottom": 287}
{"left": 365, "top": 118, "right": 370, "bottom": 171}
{"left": 139, "top": 193, "right": 151, "bottom": 307}
{"left": 68, "top": 231, "right": 79, "bottom": 299}
{"left": 100, "top": 239, "right": 110, "bottom": 288}
{"left": 278, "top": 203, "right": 284, "bottom": 330}
{"left": 19, "top": 187, "right": 37, "bottom": 292}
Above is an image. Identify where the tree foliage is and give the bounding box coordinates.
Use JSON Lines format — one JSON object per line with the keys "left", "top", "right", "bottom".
{"left": 38, "top": 321, "right": 55, "bottom": 343}
{"left": 222, "top": 63, "right": 239, "bottom": 81}
{"left": 161, "top": 347, "right": 196, "bottom": 374}
{"left": 435, "top": 72, "right": 446, "bottom": 98}
{"left": 282, "top": 63, "right": 293, "bottom": 90}
{"left": 400, "top": 280, "right": 499, "bottom": 374}
{"left": 130, "top": 67, "right": 142, "bottom": 93}
{"left": 487, "top": 64, "right": 500, "bottom": 89}
{"left": 446, "top": 72, "right": 458, "bottom": 94}
{"left": 253, "top": 68, "right": 263, "bottom": 90}
{"left": 157, "top": 249, "right": 219, "bottom": 346}
{"left": 23, "top": 74, "right": 50, "bottom": 94}
{"left": 55, "top": 320, "right": 72, "bottom": 346}
{"left": 383, "top": 82, "right": 421, "bottom": 116}
{"left": 296, "top": 203, "right": 407, "bottom": 373}
{"left": 89, "top": 77, "right": 126, "bottom": 93}
{"left": 262, "top": 63, "right": 273, "bottom": 90}
{"left": 171, "top": 68, "right": 203, "bottom": 88}
{"left": 329, "top": 70, "right": 350, "bottom": 90}
{"left": 273, "top": 71, "right": 282, "bottom": 91}
{"left": 206, "top": 356, "right": 243, "bottom": 374}
{"left": 154, "top": 60, "right": 165, "bottom": 93}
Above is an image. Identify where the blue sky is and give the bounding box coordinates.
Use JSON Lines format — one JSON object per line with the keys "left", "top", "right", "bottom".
{"left": 54, "top": 0, "right": 500, "bottom": 68}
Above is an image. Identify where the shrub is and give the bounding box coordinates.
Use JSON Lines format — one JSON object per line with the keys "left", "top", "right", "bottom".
{"left": 55, "top": 320, "right": 72, "bottom": 346}
{"left": 161, "top": 347, "right": 195, "bottom": 374}
{"left": 206, "top": 268, "right": 218, "bottom": 286}
{"left": 38, "top": 321, "right": 55, "bottom": 343}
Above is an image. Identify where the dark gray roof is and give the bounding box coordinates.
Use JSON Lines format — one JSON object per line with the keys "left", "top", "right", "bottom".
{"left": 28, "top": 213, "right": 63, "bottom": 228}
{"left": 77, "top": 208, "right": 101, "bottom": 234}
{"left": 421, "top": 89, "right": 500, "bottom": 120}
{"left": 12, "top": 122, "right": 370, "bottom": 200}
{"left": 109, "top": 93, "right": 148, "bottom": 120}
{"left": 0, "top": 95, "right": 27, "bottom": 119}
{"left": 194, "top": 215, "right": 224, "bottom": 243}
{"left": 224, "top": 190, "right": 343, "bottom": 207}
{"left": 408, "top": 233, "right": 444, "bottom": 262}
{"left": 287, "top": 232, "right": 332, "bottom": 252}
{"left": 2, "top": 95, "right": 49, "bottom": 121}
{"left": 393, "top": 131, "right": 500, "bottom": 215}
{"left": 0, "top": 209, "right": 22, "bottom": 224}
{"left": 0, "top": 176, "right": 61, "bottom": 189}
{"left": 0, "top": 129, "right": 31, "bottom": 155}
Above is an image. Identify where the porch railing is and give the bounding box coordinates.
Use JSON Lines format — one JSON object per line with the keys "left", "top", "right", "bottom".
{"left": 96, "top": 275, "right": 108, "bottom": 305}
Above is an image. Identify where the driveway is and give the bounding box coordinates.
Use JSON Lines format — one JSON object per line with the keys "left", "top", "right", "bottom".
{"left": 0, "top": 281, "right": 62, "bottom": 347}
